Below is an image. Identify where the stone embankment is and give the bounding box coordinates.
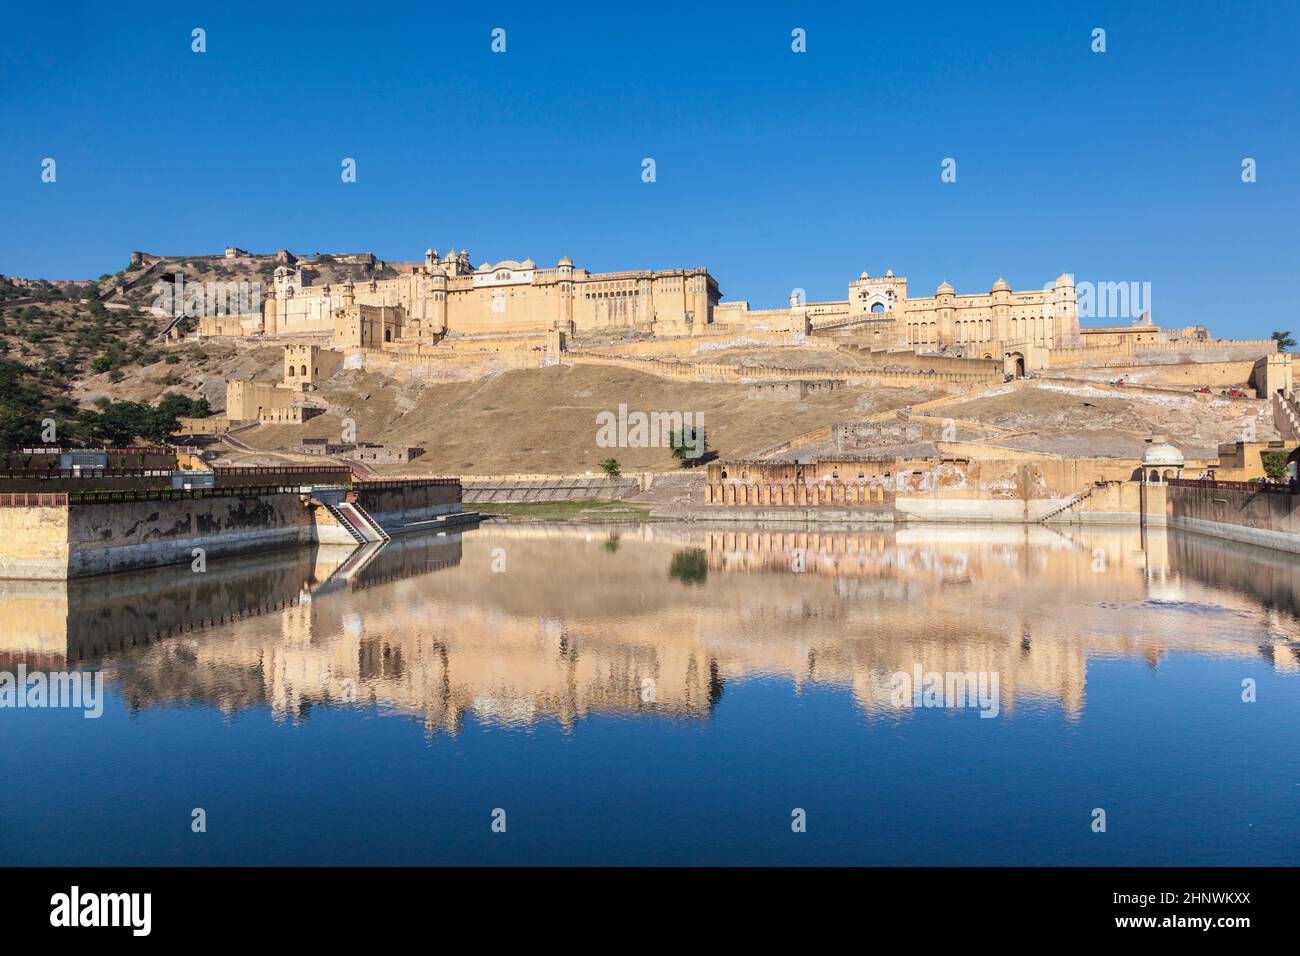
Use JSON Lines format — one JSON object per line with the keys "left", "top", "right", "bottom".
{"left": 0, "top": 477, "right": 469, "bottom": 579}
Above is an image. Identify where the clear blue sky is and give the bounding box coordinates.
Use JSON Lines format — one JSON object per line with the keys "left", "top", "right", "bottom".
{"left": 1, "top": 1, "right": 1296, "bottom": 338}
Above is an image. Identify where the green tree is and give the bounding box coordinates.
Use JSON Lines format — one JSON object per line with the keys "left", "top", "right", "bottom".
{"left": 599, "top": 457, "right": 622, "bottom": 479}
{"left": 1261, "top": 450, "right": 1290, "bottom": 482}
{"left": 0, "top": 408, "right": 45, "bottom": 448}
{"left": 669, "top": 425, "right": 708, "bottom": 467}
{"left": 76, "top": 394, "right": 210, "bottom": 446}
{"left": 1272, "top": 331, "right": 1295, "bottom": 352}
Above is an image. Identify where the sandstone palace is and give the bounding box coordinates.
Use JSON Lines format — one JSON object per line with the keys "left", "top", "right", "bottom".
{"left": 191, "top": 247, "right": 1205, "bottom": 375}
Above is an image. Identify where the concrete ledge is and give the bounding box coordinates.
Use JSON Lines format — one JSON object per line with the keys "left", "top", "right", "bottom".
{"left": 1169, "top": 515, "right": 1300, "bottom": 555}
{"left": 674, "top": 507, "right": 896, "bottom": 524}
{"left": 371, "top": 502, "right": 460, "bottom": 530}
{"left": 392, "top": 511, "right": 482, "bottom": 535}
{"left": 895, "top": 498, "right": 1036, "bottom": 522}
{"left": 1047, "top": 511, "right": 1143, "bottom": 525}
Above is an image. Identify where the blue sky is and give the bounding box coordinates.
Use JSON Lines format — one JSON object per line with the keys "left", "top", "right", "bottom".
{"left": 1, "top": 1, "right": 1296, "bottom": 338}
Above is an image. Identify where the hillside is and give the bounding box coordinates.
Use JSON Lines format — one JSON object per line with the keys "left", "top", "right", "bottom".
{"left": 234, "top": 364, "right": 939, "bottom": 473}
{"left": 0, "top": 250, "right": 391, "bottom": 444}
{"left": 205, "top": 354, "right": 1279, "bottom": 474}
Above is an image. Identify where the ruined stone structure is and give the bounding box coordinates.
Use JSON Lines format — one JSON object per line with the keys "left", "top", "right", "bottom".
{"left": 300, "top": 440, "right": 423, "bottom": 464}
{"left": 746, "top": 380, "right": 842, "bottom": 401}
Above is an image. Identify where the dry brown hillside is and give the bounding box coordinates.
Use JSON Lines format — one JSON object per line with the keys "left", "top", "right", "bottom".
{"left": 937, "top": 379, "right": 1274, "bottom": 459}
{"left": 237, "top": 364, "right": 940, "bottom": 473}
{"left": 218, "top": 348, "right": 1274, "bottom": 474}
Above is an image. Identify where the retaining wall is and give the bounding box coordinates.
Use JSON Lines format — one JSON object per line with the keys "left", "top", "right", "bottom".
{"left": 1167, "top": 480, "right": 1300, "bottom": 554}
{"left": 353, "top": 479, "right": 462, "bottom": 526}
{"left": 0, "top": 479, "right": 466, "bottom": 579}
{"left": 463, "top": 476, "right": 641, "bottom": 502}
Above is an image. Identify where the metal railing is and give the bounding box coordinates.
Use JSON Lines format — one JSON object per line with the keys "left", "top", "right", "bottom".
{"left": 0, "top": 492, "right": 69, "bottom": 507}
{"left": 65, "top": 484, "right": 307, "bottom": 505}
{"left": 212, "top": 465, "right": 352, "bottom": 477}
{"left": 1168, "top": 478, "right": 1297, "bottom": 494}
{"left": 353, "top": 477, "right": 461, "bottom": 489}
{"left": 0, "top": 469, "right": 175, "bottom": 479}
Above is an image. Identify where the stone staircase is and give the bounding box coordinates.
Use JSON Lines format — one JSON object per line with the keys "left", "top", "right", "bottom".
{"left": 323, "top": 500, "right": 391, "bottom": 543}
{"left": 1039, "top": 485, "right": 1095, "bottom": 523}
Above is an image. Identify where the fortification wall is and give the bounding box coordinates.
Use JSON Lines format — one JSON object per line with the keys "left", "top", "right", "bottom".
{"left": 1045, "top": 341, "right": 1136, "bottom": 367}
{"left": 579, "top": 330, "right": 815, "bottom": 356}
{"left": 1057, "top": 360, "right": 1259, "bottom": 389}
{"left": 1167, "top": 480, "right": 1300, "bottom": 554}
{"left": 711, "top": 308, "right": 804, "bottom": 333}
{"left": 839, "top": 346, "right": 1002, "bottom": 376}
{"left": 369, "top": 349, "right": 538, "bottom": 381}
{"left": 560, "top": 353, "right": 997, "bottom": 389}
{"left": 436, "top": 334, "right": 548, "bottom": 352}
{"left": 1136, "top": 340, "right": 1275, "bottom": 364}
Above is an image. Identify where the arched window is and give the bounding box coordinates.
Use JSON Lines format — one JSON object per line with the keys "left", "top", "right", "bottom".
{"left": 300, "top": 365, "right": 307, "bottom": 376}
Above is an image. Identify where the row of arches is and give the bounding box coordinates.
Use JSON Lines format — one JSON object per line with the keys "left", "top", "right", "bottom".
{"left": 707, "top": 482, "right": 893, "bottom": 507}
{"left": 904, "top": 315, "right": 1057, "bottom": 346}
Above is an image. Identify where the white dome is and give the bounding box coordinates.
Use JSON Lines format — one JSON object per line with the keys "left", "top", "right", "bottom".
{"left": 1141, "top": 437, "right": 1184, "bottom": 467}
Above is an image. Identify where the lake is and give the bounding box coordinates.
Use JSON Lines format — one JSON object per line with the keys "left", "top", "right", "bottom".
{"left": 2, "top": 521, "right": 1298, "bottom": 866}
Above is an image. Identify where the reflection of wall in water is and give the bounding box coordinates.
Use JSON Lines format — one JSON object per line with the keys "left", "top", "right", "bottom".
{"left": 1168, "top": 530, "right": 1300, "bottom": 629}
{"left": 24, "top": 524, "right": 1295, "bottom": 731}
{"left": 0, "top": 533, "right": 465, "bottom": 665}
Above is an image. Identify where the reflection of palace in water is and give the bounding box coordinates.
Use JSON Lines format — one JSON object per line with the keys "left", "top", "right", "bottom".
{"left": 1, "top": 522, "right": 1297, "bottom": 732}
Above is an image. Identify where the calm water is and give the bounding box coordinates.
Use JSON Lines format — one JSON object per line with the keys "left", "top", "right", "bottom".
{"left": 2, "top": 521, "right": 1298, "bottom": 866}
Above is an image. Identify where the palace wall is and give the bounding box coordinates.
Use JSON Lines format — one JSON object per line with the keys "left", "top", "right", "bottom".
{"left": 255, "top": 258, "right": 720, "bottom": 345}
